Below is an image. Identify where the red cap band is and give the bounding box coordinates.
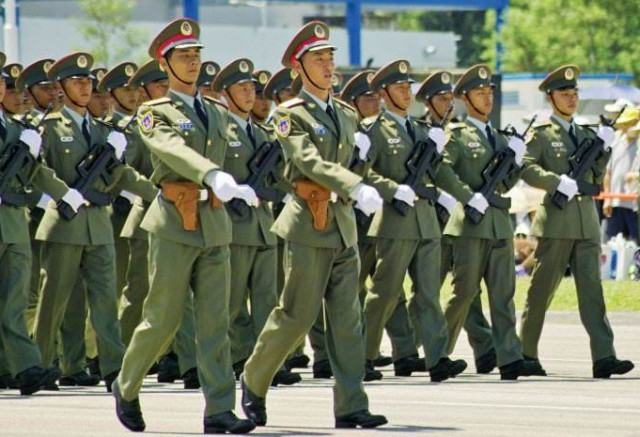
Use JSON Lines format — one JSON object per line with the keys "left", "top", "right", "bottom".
{"left": 290, "top": 36, "right": 325, "bottom": 66}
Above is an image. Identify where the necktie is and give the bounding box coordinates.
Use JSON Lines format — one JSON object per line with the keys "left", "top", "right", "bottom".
{"left": 568, "top": 124, "right": 579, "bottom": 147}
{"left": 0, "top": 116, "right": 6, "bottom": 143}
{"left": 246, "top": 123, "right": 256, "bottom": 148}
{"left": 326, "top": 105, "right": 338, "bottom": 129}
{"left": 82, "top": 118, "right": 91, "bottom": 145}
{"left": 194, "top": 98, "right": 208, "bottom": 129}
{"left": 405, "top": 119, "right": 416, "bottom": 143}
{"left": 485, "top": 124, "right": 496, "bottom": 149}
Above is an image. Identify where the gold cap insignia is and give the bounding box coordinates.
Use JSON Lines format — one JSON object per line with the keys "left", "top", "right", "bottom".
{"left": 96, "top": 70, "right": 105, "bottom": 81}
{"left": 259, "top": 72, "right": 268, "bottom": 84}
{"left": 181, "top": 21, "right": 192, "bottom": 36}
{"left": 206, "top": 64, "right": 216, "bottom": 75}
{"left": 332, "top": 75, "right": 339, "bottom": 86}
{"left": 314, "top": 24, "right": 326, "bottom": 38}
{"left": 239, "top": 61, "right": 249, "bottom": 73}
{"left": 10, "top": 66, "right": 20, "bottom": 78}
{"left": 43, "top": 61, "right": 52, "bottom": 73}
{"left": 441, "top": 72, "right": 451, "bottom": 84}
{"left": 124, "top": 65, "right": 134, "bottom": 77}
{"left": 290, "top": 69, "right": 298, "bottom": 79}
{"left": 367, "top": 72, "right": 374, "bottom": 83}
{"left": 77, "top": 55, "right": 88, "bottom": 68}
{"left": 478, "top": 67, "right": 488, "bottom": 79}
{"left": 564, "top": 68, "right": 574, "bottom": 80}
{"left": 399, "top": 62, "right": 408, "bottom": 74}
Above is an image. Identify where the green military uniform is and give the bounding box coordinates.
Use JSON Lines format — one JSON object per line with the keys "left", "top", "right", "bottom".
{"left": 416, "top": 71, "right": 496, "bottom": 369}
{"left": 435, "top": 65, "right": 526, "bottom": 375}
{"left": 519, "top": 65, "right": 633, "bottom": 377}
{"left": 243, "top": 21, "right": 373, "bottom": 418}
{"left": 211, "top": 59, "right": 280, "bottom": 367}
{"left": 33, "top": 53, "right": 157, "bottom": 385}
{"left": 341, "top": 70, "right": 417, "bottom": 364}
{"left": 115, "top": 18, "right": 239, "bottom": 419}
{"left": 0, "top": 51, "right": 71, "bottom": 390}
{"left": 360, "top": 60, "right": 460, "bottom": 379}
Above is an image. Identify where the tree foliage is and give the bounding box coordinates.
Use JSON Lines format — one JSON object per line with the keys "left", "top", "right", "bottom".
{"left": 75, "top": 0, "right": 147, "bottom": 67}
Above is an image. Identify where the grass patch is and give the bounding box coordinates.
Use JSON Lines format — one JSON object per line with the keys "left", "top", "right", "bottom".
{"left": 422, "top": 276, "right": 640, "bottom": 312}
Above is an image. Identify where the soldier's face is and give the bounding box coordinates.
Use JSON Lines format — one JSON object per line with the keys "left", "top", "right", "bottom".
{"left": 295, "top": 49, "right": 334, "bottom": 91}
{"left": 548, "top": 88, "right": 578, "bottom": 115}
{"left": 252, "top": 93, "right": 271, "bottom": 120}
{"left": 163, "top": 48, "right": 201, "bottom": 84}
{"left": 428, "top": 92, "right": 454, "bottom": 122}
{"left": 465, "top": 87, "right": 493, "bottom": 115}
{"left": 146, "top": 79, "right": 169, "bottom": 100}
{"left": 276, "top": 87, "right": 296, "bottom": 103}
{"left": 113, "top": 85, "right": 139, "bottom": 111}
{"left": 355, "top": 92, "right": 381, "bottom": 118}
{"left": 225, "top": 81, "right": 256, "bottom": 114}
{"left": 384, "top": 82, "right": 412, "bottom": 111}
{"left": 61, "top": 77, "right": 92, "bottom": 107}
{"left": 0, "top": 77, "right": 6, "bottom": 102}
{"left": 199, "top": 84, "right": 216, "bottom": 99}
{"left": 30, "top": 82, "right": 58, "bottom": 108}
{"left": 3, "top": 88, "right": 24, "bottom": 114}
{"left": 87, "top": 91, "right": 110, "bottom": 117}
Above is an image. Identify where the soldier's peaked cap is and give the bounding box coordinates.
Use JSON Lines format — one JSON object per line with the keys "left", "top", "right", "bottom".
{"left": 281, "top": 21, "right": 336, "bottom": 68}
{"left": 453, "top": 64, "right": 494, "bottom": 97}
{"left": 539, "top": 64, "right": 580, "bottom": 93}
{"left": 148, "top": 18, "right": 203, "bottom": 60}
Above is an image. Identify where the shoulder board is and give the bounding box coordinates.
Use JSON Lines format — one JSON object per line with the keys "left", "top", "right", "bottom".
{"left": 360, "top": 113, "right": 383, "bottom": 131}
{"left": 145, "top": 97, "right": 172, "bottom": 106}
{"left": 255, "top": 122, "right": 274, "bottom": 133}
{"left": 448, "top": 122, "right": 465, "bottom": 130}
{"left": 333, "top": 98, "right": 356, "bottom": 113}
{"left": 203, "top": 95, "right": 228, "bottom": 109}
{"left": 44, "top": 111, "right": 63, "bottom": 121}
{"left": 413, "top": 118, "right": 430, "bottom": 126}
{"left": 279, "top": 98, "right": 305, "bottom": 109}
{"left": 532, "top": 120, "right": 552, "bottom": 129}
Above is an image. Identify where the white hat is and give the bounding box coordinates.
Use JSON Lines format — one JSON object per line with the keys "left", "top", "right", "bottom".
{"left": 604, "top": 98, "right": 635, "bottom": 113}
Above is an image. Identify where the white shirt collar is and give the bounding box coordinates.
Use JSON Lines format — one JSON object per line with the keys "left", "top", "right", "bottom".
{"left": 551, "top": 114, "right": 574, "bottom": 133}
{"left": 230, "top": 111, "right": 251, "bottom": 131}
{"left": 63, "top": 106, "right": 91, "bottom": 130}
{"left": 466, "top": 116, "right": 492, "bottom": 139}
{"left": 303, "top": 88, "right": 334, "bottom": 112}
{"left": 170, "top": 89, "right": 203, "bottom": 110}
{"left": 385, "top": 109, "right": 411, "bottom": 130}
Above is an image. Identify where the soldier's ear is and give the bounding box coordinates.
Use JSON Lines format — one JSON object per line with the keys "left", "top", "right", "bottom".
{"left": 158, "top": 57, "right": 168, "bottom": 73}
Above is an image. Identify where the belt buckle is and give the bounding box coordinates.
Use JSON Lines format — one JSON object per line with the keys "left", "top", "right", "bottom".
{"left": 199, "top": 189, "right": 209, "bottom": 201}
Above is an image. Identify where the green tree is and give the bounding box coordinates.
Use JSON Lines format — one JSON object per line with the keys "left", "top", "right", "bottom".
{"left": 75, "top": 0, "right": 147, "bottom": 67}
{"left": 483, "top": 0, "right": 640, "bottom": 82}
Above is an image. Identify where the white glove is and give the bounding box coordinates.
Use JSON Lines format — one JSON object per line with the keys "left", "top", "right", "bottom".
{"left": 119, "top": 190, "right": 139, "bottom": 204}
{"left": 428, "top": 127, "right": 447, "bottom": 154}
{"left": 204, "top": 170, "right": 238, "bottom": 202}
{"left": 597, "top": 125, "right": 615, "bottom": 148}
{"left": 556, "top": 174, "right": 579, "bottom": 200}
{"left": 507, "top": 136, "right": 526, "bottom": 166}
{"left": 36, "top": 194, "right": 52, "bottom": 210}
{"left": 107, "top": 131, "right": 127, "bottom": 160}
{"left": 436, "top": 190, "right": 457, "bottom": 215}
{"left": 393, "top": 184, "right": 416, "bottom": 207}
{"left": 354, "top": 132, "right": 371, "bottom": 160}
{"left": 235, "top": 184, "right": 259, "bottom": 207}
{"left": 349, "top": 183, "right": 383, "bottom": 216}
{"left": 467, "top": 193, "right": 489, "bottom": 214}
{"left": 61, "top": 188, "right": 86, "bottom": 213}
{"left": 282, "top": 193, "right": 293, "bottom": 204}
{"left": 20, "top": 129, "right": 42, "bottom": 158}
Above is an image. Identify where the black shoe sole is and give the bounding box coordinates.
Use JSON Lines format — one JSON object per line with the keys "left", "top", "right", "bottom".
{"left": 335, "top": 417, "right": 388, "bottom": 428}
{"left": 448, "top": 361, "right": 468, "bottom": 378}
{"left": 205, "top": 421, "right": 256, "bottom": 434}
{"left": 594, "top": 362, "right": 635, "bottom": 379}
{"left": 19, "top": 369, "right": 61, "bottom": 396}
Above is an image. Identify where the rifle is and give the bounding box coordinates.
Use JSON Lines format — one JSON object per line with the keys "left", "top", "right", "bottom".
{"left": 0, "top": 104, "right": 53, "bottom": 207}
{"left": 463, "top": 116, "right": 537, "bottom": 225}
{"left": 227, "top": 139, "right": 285, "bottom": 218}
{"left": 550, "top": 107, "right": 625, "bottom": 209}
{"left": 349, "top": 114, "right": 382, "bottom": 226}
{"left": 56, "top": 116, "right": 135, "bottom": 220}
{"left": 391, "top": 102, "right": 454, "bottom": 221}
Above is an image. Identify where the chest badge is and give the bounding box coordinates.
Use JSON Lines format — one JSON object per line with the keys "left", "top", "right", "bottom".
{"left": 467, "top": 142, "right": 481, "bottom": 149}
{"left": 551, "top": 142, "right": 564, "bottom": 148}
{"left": 61, "top": 136, "right": 74, "bottom": 142}
{"left": 229, "top": 141, "right": 242, "bottom": 148}
{"left": 312, "top": 123, "right": 328, "bottom": 136}
{"left": 177, "top": 118, "right": 193, "bottom": 130}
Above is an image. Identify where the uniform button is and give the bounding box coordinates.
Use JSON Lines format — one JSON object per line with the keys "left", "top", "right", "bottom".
{"left": 393, "top": 150, "right": 398, "bottom": 155}
{"left": 185, "top": 132, "right": 189, "bottom": 136}
{"left": 338, "top": 143, "right": 342, "bottom": 149}
{"left": 64, "top": 149, "right": 70, "bottom": 154}
{"left": 234, "top": 153, "right": 239, "bottom": 158}
{"left": 577, "top": 195, "right": 582, "bottom": 201}
{"left": 473, "top": 153, "right": 478, "bottom": 158}
{"left": 207, "top": 140, "right": 212, "bottom": 146}
{"left": 556, "top": 153, "right": 560, "bottom": 157}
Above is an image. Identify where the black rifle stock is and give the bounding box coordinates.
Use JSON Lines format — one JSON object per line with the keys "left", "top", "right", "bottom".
{"left": 227, "top": 140, "right": 285, "bottom": 218}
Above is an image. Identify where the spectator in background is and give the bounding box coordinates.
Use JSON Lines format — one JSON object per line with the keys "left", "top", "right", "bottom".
{"left": 603, "top": 107, "right": 639, "bottom": 243}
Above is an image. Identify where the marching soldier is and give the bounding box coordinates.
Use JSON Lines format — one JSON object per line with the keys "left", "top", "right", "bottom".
{"left": 518, "top": 64, "right": 634, "bottom": 378}
{"left": 33, "top": 52, "right": 158, "bottom": 392}
{"left": 415, "top": 71, "right": 497, "bottom": 374}
{"left": 212, "top": 58, "right": 299, "bottom": 386}
{"left": 263, "top": 67, "right": 297, "bottom": 108}
{"left": 197, "top": 61, "right": 221, "bottom": 99}
{"left": 250, "top": 69, "right": 271, "bottom": 124}
{"left": 360, "top": 60, "right": 466, "bottom": 381}
{"left": 240, "top": 21, "right": 387, "bottom": 429}
{"left": 87, "top": 68, "right": 110, "bottom": 119}
{"left": 0, "top": 51, "right": 81, "bottom": 395}
{"left": 112, "top": 19, "right": 255, "bottom": 434}
{"left": 340, "top": 70, "right": 419, "bottom": 372}
{"left": 2, "top": 63, "right": 25, "bottom": 116}
{"left": 435, "top": 64, "right": 535, "bottom": 380}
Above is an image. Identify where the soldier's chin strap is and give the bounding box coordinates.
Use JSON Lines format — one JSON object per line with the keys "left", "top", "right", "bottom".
{"left": 224, "top": 88, "right": 250, "bottom": 117}
{"left": 548, "top": 92, "right": 573, "bottom": 117}
{"left": 164, "top": 54, "right": 195, "bottom": 86}
{"left": 28, "top": 86, "right": 49, "bottom": 112}
{"left": 110, "top": 90, "right": 135, "bottom": 114}
{"left": 353, "top": 99, "right": 365, "bottom": 119}
{"left": 299, "top": 58, "right": 330, "bottom": 92}
{"left": 427, "top": 97, "right": 444, "bottom": 123}
{"left": 465, "top": 91, "right": 488, "bottom": 118}
{"left": 60, "top": 81, "right": 87, "bottom": 109}
{"left": 384, "top": 85, "right": 409, "bottom": 114}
